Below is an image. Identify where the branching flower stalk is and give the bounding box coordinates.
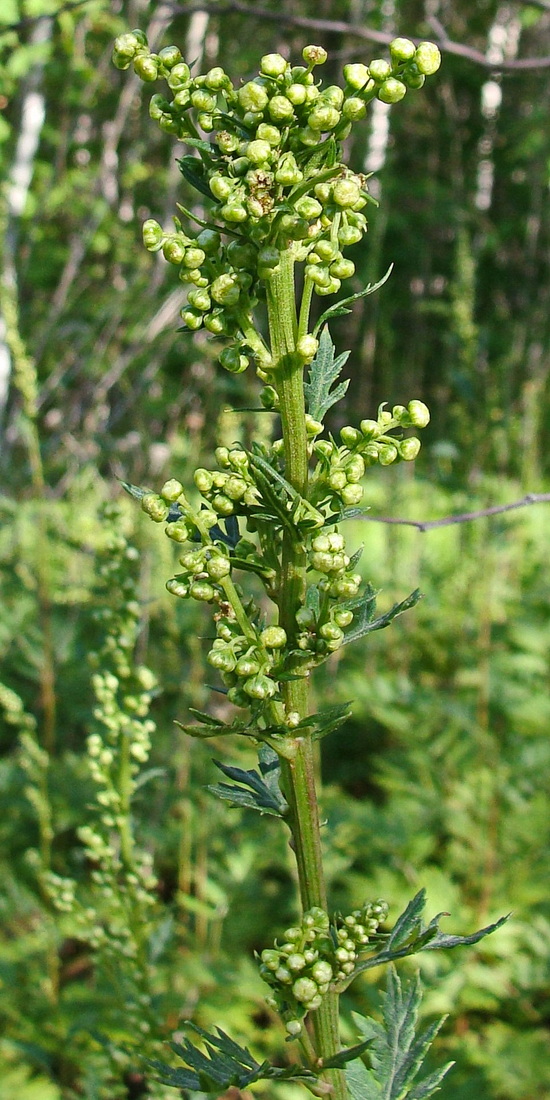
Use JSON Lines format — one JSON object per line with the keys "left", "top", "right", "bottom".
{"left": 112, "top": 31, "right": 507, "bottom": 1098}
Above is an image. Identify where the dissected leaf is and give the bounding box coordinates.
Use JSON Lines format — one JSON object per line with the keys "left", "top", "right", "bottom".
{"left": 304, "top": 326, "right": 350, "bottom": 422}
{"left": 345, "top": 967, "right": 453, "bottom": 1100}
{"left": 342, "top": 891, "right": 510, "bottom": 983}
{"left": 148, "top": 1023, "right": 320, "bottom": 1093}
{"left": 313, "top": 266, "right": 393, "bottom": 335}
{"left": 340, "top": 588, "right": 422, "bottom": 648}
{"left": 177, "top": 154, "right": 214, "bottom": 198}
{"left": 207, "top": 749, "right": 288, "bottom": 817}
{"left": 296, "top": 702, "right": 352, "bottom": 742}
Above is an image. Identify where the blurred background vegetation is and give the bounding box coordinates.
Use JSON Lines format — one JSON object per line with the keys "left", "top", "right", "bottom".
{"left": 1, "top": 1, "right": 549, "bottom": 1098}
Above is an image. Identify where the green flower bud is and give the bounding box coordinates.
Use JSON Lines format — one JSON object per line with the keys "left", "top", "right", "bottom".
{"left": 330, "top": 257, "right": 355, "bottom": 279}
{"left": 407, "top": 399, "right": 430, "bottom": 427}
{"left": 208, "top": 647, "right": 236, "bottom": 672}
{"left": 295, "top": 196, "right": 323, "bottom": 219}
{"left": 329, "top": 470, "right": 347, "bottom": 491}
{"left": 377, "top": 78, "right": 407, "bottom": 104}
{"left": 334, "top": 609, "right": 354, "bottom": 628}
{"left": 260, "top": 53, "right": 288, "bottom": 77}
{"left": 360, "top": 418, "right": 379, "bottom": 439}
{"left": 260, "top": 626, "right": 287, "bottom": 649}
{"left": 181, "top": 308, "right": 203, "bottom": 330}
{"left": 165, "top": 520, "right": 190, "bottom": 543}
{"left": 262, "top": 948, "right": 281, "bottom": 969}
{"left": 244, "top": 674, "right": 276, "bottom": 700}
{"left": 142, "top": 219, "right": 164, "bottom": 251}
{"left": 224, "top": 476, "right": 248, "bottom": 500}
{"left": 187, "top": 288, "right": 211, "bottom": 312}
{"left": 389, "top": 37, "right": 416, "bottom": 63}
{"left": 268, "top": 95, "right": 295, "bottom": 122}
{"left": 311, "top": 960, "right": 333, "bottom": 984}
{"left": 297, "top": 335, "right": 319, "bottom": 364}
{"left": 227, "top": 685, "right": 249, "bottom": 706}
{"left": 338, "top": 223, "right": 363, "bottom": 246}
{"left": 205, "top": 66, "right": 228, "bottom": 89}
{"left": 212, "top": 492, "right": 235, "bottom": 515}
{"left": 307, "top": 105, "right": 341, "bottom": 132}
{"left": 158, "top": 44, "right": 182, "bottom": 68}
{"left": 141, "top": 493, "right": 169, "bottom": 521}
{"left": 378, "top": 443, "right": 398, "bottom": 465}
{"left": 204, "top": 311, "right": 227, "bottom": 335}
{"left": 332, "top": 179, "right": 362, "bottom": 208}
{"left": 182, "top": 247, "right": 205, "bottom": 269}
{"left": 345, "top": 454, "right": 365, "bottom": 481}
{"left": 221, "top": 201, "right": 248, "bottom": 223}
{"left": 414, "top": 41, "right": 442, "bottom": 75}
{"left": 160, "top": 478, "right": 184, "bottom": 502}
{"left": 403, "top": 65, "right": 425, "bottom": 90}
{"left": 399, "top": 437, "right": 421, "bottom": 461}
{"left": 256, "top": 122, "right": 282, "bottom": 145}
{"left": 257, "top": 245, "right": 280, "bottom": 270}
{"left": 190, "top": 580, "right": 215, "bottom": 601}
{"left": 293, "top": 977, "right": 318, "bottom": 1004}
{"left": 206, "top": 556, "right": 231, "bottom": 580}
{"left": 343, "top": 63, "right": 370, "bottom": 90}
{"left": 211, "top": 274, "right": 240, "bottom": 306}
{"left": 163, "top": 238, "right": 186, "bottom": 264}
{"left": 167, "top": 61, "right": 191, "bottom": 89}
{"left": 287, "top": 83, "right": 308, "bottom": 105}
{"left": 246, "top": 138, "right": 272, "bottom": 164}
{"left": 286, "top": 1020, "right": 302, "bottom": 1037}
{"left": 219, "top": 347, "right": 249, "bottom": 374}
{"left": 225, "top": 239, "right": 256, "bottom": 268}
{"left": 315, "top": 276, "right": 341, "bottom": 296}
{"left": 297, "top": 126, "right": 320, "bottom": 147}
{"left": 320, "top": 622, "right": 344, "bottom": 643}
{"left": 342, "top": 96, "right": 367, "bottom": 121}
{"left": 340, "top": 425, "right": 362, "bottom": 447}
{"left": 340, "top": 483, "right": 363, "bottom": 505}
{"left": 133, "top": 55, "right": 158, "bottom": 82}
{"left": 302, "top": 45, "right": 328, "bottom": 66}
{"left": 209, "top": 174, "right": 235, "bottom": 201}
{"left": 238, "top": 81, "right": 269, "bottom": 112}
{"left": 113, "top": 32, "right": 141, "bottom": 65}
{"left": 172, "top": 87, "right": 191, "bottom": 108}
{"left": 287, "top": 952, "right": 307, "bottom": 971}
{"left": 216, "top": 130, "right": 240, "bottom": 153}
{"left": 166, "top": 578, "right": 189, "bottom": 598}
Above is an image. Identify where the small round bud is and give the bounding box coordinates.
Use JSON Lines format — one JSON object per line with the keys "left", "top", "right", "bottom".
{"left": 189, "top": 581, "right": 215, "bottom": 602}
{"left": 158, "top": 44, "right": 182, "bottom": 68}
{"left": 287, "top": 83, "right": 307, "bottom": 106}
{"left": 307, "top": 105, "right": 341, "bottom": 132}
{"left": 166, "top": 579, "right": 189, "bottom": 599}
{"left": 407, "top": 399, "right": 430, "bottom": 427}
{"left": 287, "top": 953, "right": 307, "bottom": 971}
{"left": 297, "top": 335, "right": 319, "bottom": 362}
{"left": 342, "top": 96, "right": 366, "bottom": 121}
{"left": 167, "top": 62, "right": 191, "bottom": 89}
{"left": 377, "top": 78, "right": 407, "bottom": 104}
{"left": 378, "top": 443, "right": 398, "bottom": 466}
{"left": 163, "top": 238, "right": 186, "bottom": 265}
{"left": 238, "top": 81, "right": 269, "bottom": 112}
{"left": 360, "top": 418, "right": 379, "bottom": 439}
{"left": 343, "top": 63, "right": 370, "bottom": 90}
{"left": 142, "top": 219, "right": 164, "bottom": 251}
{"left": 219, "top": 347, "right": 249, "bottom": 374}
{"left": 340, "top": 483, "right": 363, "bottom": 506}
{"left": 133, "top": 55, "right": 158, "bottom": 82}
{"left": 141, "top": 494, "right": 169, "bottom": 522}
{"left": 414, "top": 41, "right": 442, "bottom": 75}
{"left": 286, "top": 1020, "right": 302, "bottom": 1037}
{"left": 332, "top": 179, "right": 362, "bottom": 208}
{"left": 268, "top": 95, "right": 295, "bottom": 122}
{"left": 389, "top": 37, "right": 416, "bottom": 63}
{"left": 399, "top": 437, "right": 421, "bottom": 461}
{"left": 293, "top": 977, "right": 318, "bottom": 1004}
{"left": 311, "top": 961, "right": 333, "bottom": 984}
{"left": 160, "top": 478, "right": 184, "bottom": 502}
{"left": 260, "top": 626, "right": 287, "bottom": 649}
{"left": 340, "top": 425, "right": 362, "bottom": 447}
{"left": 303, "top": 45, "right": 328, "bottom": 66}
{"left": 165, "top": 520, "right": 190, "bottom": 543}
{"left": 205, "top": 66, "right": 227, "bottom": 89}
{"left": 211, "top": 274, "right": 240, "bottom": 306}
{"left": 334, "top": 609, "right": 354, "bottom": 628}
{"left": 243, "top": 674, "right": 276, "bottom": 700}
{"left": 260, "top": 53, "right": 288, "bottom": 77}
{"left": 246, "top": 138, "right": 272, "bottom": 165}
{"left": 206, "top": 556, "right": 231, "bottom": 580}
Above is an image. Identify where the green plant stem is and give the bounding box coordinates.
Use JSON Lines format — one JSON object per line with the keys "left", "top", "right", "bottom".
{"left": 267, "top": 250, "right": 347, "bottom": 1099}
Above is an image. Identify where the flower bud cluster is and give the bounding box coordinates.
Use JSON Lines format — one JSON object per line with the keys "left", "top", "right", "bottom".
{"left": 194, "top": 446, "right": 259, "bottom": 516}
{"left": 332, "top": 898, "right": 389, "bottom": 981}
{"left": 310, "top": 400, "right": 430, "bottom": 511}
{"left": 207, "top": 611, "right": 287, "bottom": 706}
{"left": 259, "top": 906, "right": 333, "bottom": 1033}
{"left": 114, "top": 34, "right": 440, "bottom": 370}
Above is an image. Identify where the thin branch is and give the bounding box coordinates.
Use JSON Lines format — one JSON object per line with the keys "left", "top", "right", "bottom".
{"left": 361, "top": 493, "right": 550, "bottom": 532}
{"left": 162, "top": 2, "right": 550, "bottom": 72}
{"left": 3, "top": 0, "right": 550, "bottom": 71}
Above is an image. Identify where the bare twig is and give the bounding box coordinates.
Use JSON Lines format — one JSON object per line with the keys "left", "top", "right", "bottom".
{"left": 361, "top": 493, "right": 550, "bottom": 532}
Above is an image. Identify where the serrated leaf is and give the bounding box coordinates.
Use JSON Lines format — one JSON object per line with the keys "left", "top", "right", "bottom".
{"left": 346, "top": 968, "right": 453, "bottom": 1100}
{"left": 207, "top": 752, "right": 288, "bottom": 817}
{"left": 148, "top": 1024, "right": 320, "bottom": 1093}
{"left": 341, "top": 588, "right": 421, "bottom": 649}
{"left": 342, "top": 892, "right": 510, "bottom": 984}
{"left": 313, "top": 266, "right": 393, "bottom": 336}
{"left": 297, "top": 702, "right": 352, "bottom": 742}
{"left": 304, "top": 326, "right": 350, "bottom": 422}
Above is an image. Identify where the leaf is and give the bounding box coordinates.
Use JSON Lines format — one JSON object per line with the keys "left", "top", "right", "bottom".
{"left": 345, "top": 967, "right": 454, "bottom": 1100}
{"left": 313, "top": 266, "right": 393, "bottom": 336}
{"left": 296, "top": 702, "right": 352, "bottom": 742}
{"left": 177, "top": 154, "right": 213, "bottom": 198}
{"left": 207, "top": 748, "right": 288, "bottom": 817}
{"left": 148, "top": 1024, "right": 321, "bottom": 1093}
{"left": 322, "top": 1038, "right": 374, "bottom": 1069}
{"left": 304, "top": 326, "right": 350, "bottom": 422}
{"left": 340, "top": 588, "right": 422, "bottom": 649}
{"left": 342, "top": 891, "right": 510, "bottom": 984}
